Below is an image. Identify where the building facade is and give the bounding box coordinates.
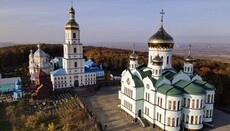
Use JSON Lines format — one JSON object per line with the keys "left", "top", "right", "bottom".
{"left": 50, "top": 6, "right": 96, "bottom": 90}
{"left": 118, "top": 10, "right": 215, "bottom": 131}
{"left": 29, "top": 44, "right": 53, "bottom": 80}
{"left": 85, "top": 58, "right": 104, "bottom": 78}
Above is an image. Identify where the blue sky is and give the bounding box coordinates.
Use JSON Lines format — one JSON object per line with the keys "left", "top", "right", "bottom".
{"left": 0, "top": 0, "right": 230, "bottom": 45}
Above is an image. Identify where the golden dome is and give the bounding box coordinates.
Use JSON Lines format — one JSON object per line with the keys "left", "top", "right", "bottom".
{"left": 66, "top": 7, "right": 79, "bottom": 30}
{"left": 148, "top": 26, "right": 174, "bottom": 48}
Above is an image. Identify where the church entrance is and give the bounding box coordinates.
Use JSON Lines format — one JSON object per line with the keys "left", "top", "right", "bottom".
{"left": 138, "top": 109, "right": 141, "bottom": 117}
{"left": 74, "top": 80, "right": 79, "bottom": 87}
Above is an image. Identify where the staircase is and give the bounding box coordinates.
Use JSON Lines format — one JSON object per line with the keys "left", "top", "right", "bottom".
{"left": 137, "top": 117, "right": 150, "bottom": 127}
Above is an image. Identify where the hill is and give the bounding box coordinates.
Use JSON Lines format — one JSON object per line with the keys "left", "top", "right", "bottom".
{"left": 0, "top": 44, "right": 229, "bottom": 106}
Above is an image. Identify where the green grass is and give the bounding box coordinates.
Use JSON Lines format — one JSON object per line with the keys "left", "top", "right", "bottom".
{"left": 0, "top": 103, "right": 12, "bottom": 131}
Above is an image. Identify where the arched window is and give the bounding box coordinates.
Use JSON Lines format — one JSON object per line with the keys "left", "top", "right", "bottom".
{"left": 208, "top": 95, "right": 210, "bottom": 103}
{"left": 168, "top": 117, "right": 171, "bottom": 126}
{"left": 168, "top": 101, "right": 172, "bottom": 109}
{"left": 73, "top": 33, "right": 76, "bottom": 38}
{"left": 74, "top": 62, "right": 77, "bottom": 67}
{"left": 184, "top": 97, "right": 186, "bottom": 107}
{"left": 173, "top": 101, "right": 176, "bottom": 110}
{"left": 206, "top": 110, "right": 209, "bottom": 117}
{"left": 186, "top": 115, "right": 189, "bottom": 123}
{"left": 176, "top": 117, "right": 179, "bottom": 126}
{"left": 187, "top": 99, "right": 190, "bottom": 108}
{"left": 200, "top": 99, "right": 203, "bottom": 108}
{"left": 199, "top": 115, "right": 202, "bottom": 124}
{"left": 188, "top": 67, "right": 190, "bottom": 72}
{"left": 74, "top": 47, "right": 76, "bottom": 53}
{"left": 195, "top": 116, "right": 198, "bottom": 124}
{"left": 192, "top": 99, "right": 195, "bottom": 108}
{"left": 196, "top": 99, "right": 199, "bottom": 108}
{"left": 172, "top": 118, "right": 175, "bottom": 127}
{"left": 156, "top": 70, "right": 158, "bottom": 75}
{"left": 191, "top": 116, "right": 194, "bottom": 124}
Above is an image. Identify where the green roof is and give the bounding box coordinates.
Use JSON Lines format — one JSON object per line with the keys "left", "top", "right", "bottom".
{"left": 157, "top": 84, "right": 183, "bottom": 96}
{"left": 127, "top": 69, "right": 144, "bottom": 88}
{"left": 147, "top": 76, "right": 157, "bottom": 86}
{"left": 174, "top": 80, "right": 206, "bottom": 95}
{"left": 136, "top": 63, "right": 147, "bottom": 71}
{"left": 192, "top": 80, "right": 215, "bottom": 91}
{"left": 163, "top": 71, "right": 177, "bottom": 81}
{"left": 137, "top": 69, "right": 152, "bottom": 79}
{"left": 132, "top": 75, "right": 144, "bottom": 87}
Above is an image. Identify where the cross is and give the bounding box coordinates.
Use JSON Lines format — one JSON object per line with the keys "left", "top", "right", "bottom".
{"left": 133, "top": 44, "right": 136, "bottom": 53}
{"left": 160, "top": 9, "right": 165, "bottom": 25}
{"left": 188, "top": 44, "right": 192, "bottom": 55}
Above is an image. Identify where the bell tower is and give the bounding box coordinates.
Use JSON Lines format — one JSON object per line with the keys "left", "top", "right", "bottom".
{"left": 62, "top": 5, "right": 85, "bottom": 84}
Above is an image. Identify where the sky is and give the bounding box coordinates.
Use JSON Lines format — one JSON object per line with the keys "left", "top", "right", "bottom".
{"left": 0, "top": 0, "right": 230, "bottom": 46}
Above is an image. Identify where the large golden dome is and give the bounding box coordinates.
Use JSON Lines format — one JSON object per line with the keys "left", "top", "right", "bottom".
{"left": 148, "top": 26, "right": 174, "bottom": 48}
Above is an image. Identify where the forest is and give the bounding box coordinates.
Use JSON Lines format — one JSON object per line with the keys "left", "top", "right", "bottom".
{"left": 0, "top": 44, "right": 229, "bottom": 106}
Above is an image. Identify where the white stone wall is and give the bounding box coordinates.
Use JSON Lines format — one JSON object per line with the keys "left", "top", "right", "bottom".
{"left": 148, "top": 48, "right": 173, "bottom": 69}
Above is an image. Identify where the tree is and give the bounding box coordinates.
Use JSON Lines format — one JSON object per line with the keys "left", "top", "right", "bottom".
{"left": 47, "top": 122, "right": 55, "bottom": 131}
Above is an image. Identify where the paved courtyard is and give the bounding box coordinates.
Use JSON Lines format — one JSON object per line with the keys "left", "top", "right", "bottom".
{"left": 82, "top": 86, "right": 230, "bottom": 131}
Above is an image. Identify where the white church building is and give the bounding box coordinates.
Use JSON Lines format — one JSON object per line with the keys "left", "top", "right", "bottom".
{"left": 118, "top": 10, "right": 215, "bottom": 131}
{"left": 50, "top": 6, "right": 96, "bottom": 90}
{"left": 29, "top": 44, "right": 53, "bottom": 80}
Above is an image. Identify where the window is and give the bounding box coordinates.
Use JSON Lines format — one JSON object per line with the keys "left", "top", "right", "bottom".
{"left": 197, "top": 99, "right": 199, "bottom": 108}
{"left": 156, "top": 70, "right": 158, "bottom": 75}
{"left": 208, "top": 95, "right": 210, "bottom": 103}
{"left": 206, "top": 110, "right": 209, "bottom": 117}
{"left": 173, "top": 101, "right": 176, "bottom": 110}
{"left": 210, "top": 109, "right": 212, "bottom": 117}
{"left": 158, "top": 97, "right": 160, "bottom": 105}
{"left": 176, "top": 117, "right": 179, "bottom": 126}
{"left": 191, "top": 116, "right": 194, "bottom": 124}
{"left": 186, "top": 115, "right": 189, "bottom": 123}
{"left": 184, "top": 98, "right": 186, "bottom": 107}
{"left": 74, "top": 48, "right": 76, "bottom": 53}
{"left": 145, "top": 107, "right": 149, "bottom": 116}
{"left": 199, "top": 116, "right": 201, "bottom": 124}
{"left": 187, "top": 99, "right": 190, "bottom": 108}
{"left": 157, "top": 113, "right": 159, "bottom": 121}
{"left": 168, "top": 117, "right": 171, "bottom": 126}
{"left": 73, "top": 33, "right": 76, "bottom": 38}
{"left": 74, "top": 62, "right": 77, "bottom": 67}
{"left": 192, "top": 99, "right": 195, "bottom": 108}
{"left": 195, "top": 116, "right": 198, "bottom": 124}
{"left": 159, "top": 114, "right": 161, "bottom": 122}
{"left": 160, "top": 98, "right": 163, "bottom": 107}
{"left": 168, "top": 101, "right": 171, "bottom": 109}
{"left": 167, "top": 56, "right": 169, "bottom": 64}
{"left": 145, "top": 92, "right": 150, "bottom": 102}
{"left": 200, "top": 99, "right": 203, "bottom": 108}
{"left": 172, "top": 118, "right": 175, "bottom": 127}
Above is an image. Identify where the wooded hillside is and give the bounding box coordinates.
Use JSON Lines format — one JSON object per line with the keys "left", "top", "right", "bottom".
{"left": 0, "top": 44, "right": 229, "bottom": 106}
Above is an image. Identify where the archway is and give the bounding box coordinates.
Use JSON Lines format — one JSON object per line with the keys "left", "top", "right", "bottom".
{"left": 74, "top": 80, "right": 79, "bottom": 87}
